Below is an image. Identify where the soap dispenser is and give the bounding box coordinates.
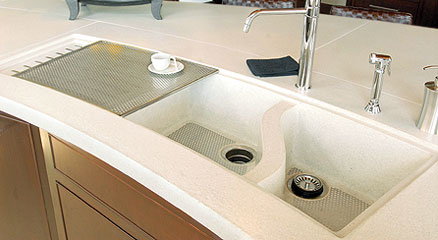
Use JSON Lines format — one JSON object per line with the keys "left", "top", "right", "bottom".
{"left": 416, "top": 65, "right": 438, "bottom": 134}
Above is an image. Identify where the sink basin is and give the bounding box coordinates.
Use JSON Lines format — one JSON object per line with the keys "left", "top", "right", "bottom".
{"left": 277, "top": 103, "right": 436, "bottom": 236}
{"left": 126, "top": 73, "right": 285, "bottom": 176}
{"left": 126, "top": 72, "right": 436, "bottom": 237}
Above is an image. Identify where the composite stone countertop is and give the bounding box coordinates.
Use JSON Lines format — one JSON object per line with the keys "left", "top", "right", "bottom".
{"left": 0, "top": 1, "right": 437, "bottom": 239}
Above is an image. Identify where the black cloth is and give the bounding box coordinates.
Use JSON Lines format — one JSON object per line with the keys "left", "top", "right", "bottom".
{"left": 246, "top": 56, "right": 299, "bottom": 77}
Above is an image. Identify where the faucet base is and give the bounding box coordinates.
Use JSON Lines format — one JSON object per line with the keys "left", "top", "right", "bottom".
{"left": 295, "top": 83, "right": 311, "bottom": 92}
{"left": 364, "top": 100, "right": 381, "bottom": 114}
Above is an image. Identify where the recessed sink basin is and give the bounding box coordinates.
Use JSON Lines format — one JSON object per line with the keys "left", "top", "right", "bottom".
{"left": 276, "top": 103, "right": 436, "bottom": 236}
{"left": 126, "top": 73, "right": 285, "bottom": 176}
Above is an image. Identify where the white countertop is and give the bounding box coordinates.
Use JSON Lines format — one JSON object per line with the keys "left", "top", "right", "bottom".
{"left": 1, "top": 1, "right": 438, "bottom": 239}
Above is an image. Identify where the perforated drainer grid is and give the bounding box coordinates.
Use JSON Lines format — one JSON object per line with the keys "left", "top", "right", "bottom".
{"left": 13, "top": 41, "right": 218, "bottom": 116}
{"left": 285, "top": 168, "right": 370, "bottom": 232}
{"left": 167, "top": 122, "right": 259, "bottom": 175}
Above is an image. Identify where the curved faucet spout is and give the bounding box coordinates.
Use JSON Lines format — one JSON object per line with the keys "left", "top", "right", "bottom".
{"left": 243, "top": 8, "right": 307, "bottom": 33}
{"left": 243, "top": 0, "right": 320, "bottom": 91}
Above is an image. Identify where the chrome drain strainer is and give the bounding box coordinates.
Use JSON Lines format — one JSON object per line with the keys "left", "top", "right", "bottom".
{"left": 285, "top": 168, "right": 370, "bottom": 232}
{"left": 289, "top": 174, "right": 324, "bottom": 199}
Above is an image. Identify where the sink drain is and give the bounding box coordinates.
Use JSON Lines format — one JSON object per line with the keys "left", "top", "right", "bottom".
{"left": 221, "top": 145, "right": 256, "bottom": 164}
{"left": 288, "top": 173, "right": 326, "bottom": 199}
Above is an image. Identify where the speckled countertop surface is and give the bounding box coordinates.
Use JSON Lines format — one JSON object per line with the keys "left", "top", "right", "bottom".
{"left": 0, "top": 1, "right": 437, "bottom": 239}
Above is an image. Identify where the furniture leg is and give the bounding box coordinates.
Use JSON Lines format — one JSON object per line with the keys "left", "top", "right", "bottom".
{"left": 66, "top": 0, "right": 80, "bottom": 20}
{"left": 151, "top": 0, "right": 163, "bottom": 20}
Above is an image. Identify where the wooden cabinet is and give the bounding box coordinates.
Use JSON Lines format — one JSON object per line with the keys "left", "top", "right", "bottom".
{"left": 0, "top": 111, "right": 219, "bottom": 240}
{"left": 39, "top": 131, "right": 220, "bottom": 240}
{"left": 57, "top": 184, "right": 135, "bottom": 240}
{"left": 0, "top": 112, "right": 54, "bottom": 240}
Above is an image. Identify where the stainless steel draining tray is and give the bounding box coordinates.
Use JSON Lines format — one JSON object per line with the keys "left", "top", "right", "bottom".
{"left": 13, "top": 41, "right": 218, "bottom": 116}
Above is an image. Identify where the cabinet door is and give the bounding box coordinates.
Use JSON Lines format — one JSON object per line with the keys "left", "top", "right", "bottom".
{"left": 57, "top": 184, "right": 135, "bottom": 240}
{"left": 46, "top": 134, "right": 220, "bottom": 240}
{"left": 0, "top": 112, "right": 51, "bottom": 240}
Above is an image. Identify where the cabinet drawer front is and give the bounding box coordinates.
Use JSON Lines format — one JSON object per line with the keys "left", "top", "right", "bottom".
{"left": 49, "top": 135, "right": 218, "bottom": 240}
{"left": 58, "top": 184, "right": 135, "bottom": 240}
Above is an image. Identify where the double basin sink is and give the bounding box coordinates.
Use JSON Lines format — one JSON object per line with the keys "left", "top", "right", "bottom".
{"left": 5, "top": 37, "right": 434, "bottom": 237}
{"left": 126, "top": 72, "right": 436, "bottom": 236}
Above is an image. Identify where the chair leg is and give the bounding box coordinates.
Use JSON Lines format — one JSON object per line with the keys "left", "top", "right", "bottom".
{"left": 151, "top": 0, "right": 163, "bottom": 20}
{"left": 66, "top": 0, "right": 80, "bottom": 20}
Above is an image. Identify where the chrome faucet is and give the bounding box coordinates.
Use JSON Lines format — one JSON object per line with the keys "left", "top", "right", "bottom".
{"left": 364, "top": 53, "right": 392, "bottom": 114}
{"left": 243, "top": 0, "right": 321, "bottom": 91}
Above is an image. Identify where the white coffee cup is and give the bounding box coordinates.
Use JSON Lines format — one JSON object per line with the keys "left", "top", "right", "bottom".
{"left": 151, "top": 52, "right": 177, "bottom": 71}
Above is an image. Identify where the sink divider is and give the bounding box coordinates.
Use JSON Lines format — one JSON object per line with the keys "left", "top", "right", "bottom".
{"left": 244, "top": 101, "right": 297, "bottom": 197}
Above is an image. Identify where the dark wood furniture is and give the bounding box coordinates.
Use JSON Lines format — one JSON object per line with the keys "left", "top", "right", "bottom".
{"left": 418, "top": 0, "right": 438, "bottom": 27}
{"left": 346, "top": 0, "right": 437, "bottom": 27}
{"left": 295, "top": 0, "right": 437, "bottom": 28}
{"left": 347, "top": 0, "right": 421, "bottom": 18}
{"left": 329, "top": 5, "right": 414, "bottom": 25}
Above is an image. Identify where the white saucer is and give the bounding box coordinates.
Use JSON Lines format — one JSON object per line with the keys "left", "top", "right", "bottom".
{"left": 148, "top": 61, "right": 184, "bottom": 75}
